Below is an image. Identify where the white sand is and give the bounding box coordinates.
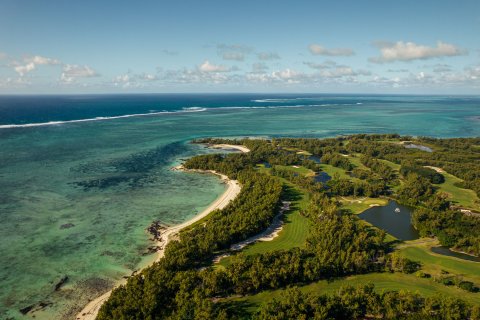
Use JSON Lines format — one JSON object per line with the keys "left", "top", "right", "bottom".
{"left": 76, "top": 171, "right": 241, "bottom": 320}
{"left": 424, "top": 165, "right": 445, "bottom": 173}
{"left": 210, "top": 144, "right": 250, "bottom": 153}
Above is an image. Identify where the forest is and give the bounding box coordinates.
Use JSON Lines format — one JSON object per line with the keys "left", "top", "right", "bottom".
{"left": 98, "top": 134, "right": 480, "bottom": 319}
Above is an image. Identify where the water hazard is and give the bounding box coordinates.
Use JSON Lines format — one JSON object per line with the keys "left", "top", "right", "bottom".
{"left": 358, "top": 200, "right": 419, "bottom": 240}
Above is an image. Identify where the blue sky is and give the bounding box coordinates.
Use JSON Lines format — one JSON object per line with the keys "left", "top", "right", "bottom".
{"left": 0, "top": 0, "right": 479, "bottom": 94}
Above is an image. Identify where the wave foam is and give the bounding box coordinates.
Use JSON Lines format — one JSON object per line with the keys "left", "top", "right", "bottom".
{"left": 0, "top": 108, "right": 207, "bottom": 129}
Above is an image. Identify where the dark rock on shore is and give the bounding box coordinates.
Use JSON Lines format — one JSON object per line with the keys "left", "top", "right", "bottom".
{"left": 147, "top": 220, "right": 168, "bottom": 241}
{"left": 55, "top": 275, "right": 69, "bottom": 291}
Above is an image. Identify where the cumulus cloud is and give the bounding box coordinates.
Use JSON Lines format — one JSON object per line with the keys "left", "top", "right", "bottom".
{"left": 14, "top": 55, "right": 61, "bottom": 76}
{"left": 222, "top": 52, "right": 245, "bottom": 61}
{"left": 61, "top": 64, "right": 98, "bottom": 83}
{"left": 303, "top": 60, "right": 337, "bottom": 69}
{"left": 217, "top": 44, "right": 253, "bottom": 54}
{"left": 387, "top": 68, "right": 409, "bottom": 73}
{"left": 304, "top": 60, "right": 370, "bottom": 78}
{"left": 251, "top": 62, "right": 269, "bottom": 73}
{"left": 308, "top": 44, "right": 354, "bottom": 56}
{"left": 257, "top": 52, "right": 280, "bottom": 60}
{"left": 111, "top": 71, "right": 158, "bottom": 88}
{"left": 369, "top": 41, "right": 465, "bottom": 63}
{"left": 431, "top": 64, "right": 452, "bottom": 73}
{"left": 465, "top": 65, "right": 480, "bottom": 80}
{"left": 198, "top": 60, "right": 231, "bottom": 72}
{"left": 216, "top": 43, "right": 254, "bottom": 62}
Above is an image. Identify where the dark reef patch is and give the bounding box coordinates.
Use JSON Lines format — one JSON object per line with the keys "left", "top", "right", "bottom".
{"left": 71, "top": 142, "right": 187, "bottom": 190}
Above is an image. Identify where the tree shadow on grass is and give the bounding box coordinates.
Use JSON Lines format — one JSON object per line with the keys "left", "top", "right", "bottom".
{"left": 217, "top": 299, "right": 257, "bottom": 319}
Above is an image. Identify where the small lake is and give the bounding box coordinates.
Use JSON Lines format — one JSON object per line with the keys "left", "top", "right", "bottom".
{"left": 431, "top": 246, "right": 480, "bottom": 263}
{"left": 309, "top": 155, "right": 321, "bottom": 163}
{"left": 314, "top": 171, "right": 331, "bottom": 183}
{"left": 359, "top": 200, "right": 419, "bottom": 240}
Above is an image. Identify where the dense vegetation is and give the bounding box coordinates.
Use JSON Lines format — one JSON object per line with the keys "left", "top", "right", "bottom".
{"left": 255, "top": 285, "right": 479, "bottom": 320}
{"left": 98, "top": 135, "right": 480, "bottom": 319}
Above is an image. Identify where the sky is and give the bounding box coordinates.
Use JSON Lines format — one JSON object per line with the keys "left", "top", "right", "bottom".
{"left": 0, "top": 0, "right": 479, "bottom": 94}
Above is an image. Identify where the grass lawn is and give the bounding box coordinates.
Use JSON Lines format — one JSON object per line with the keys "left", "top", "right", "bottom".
{"left": 241, "top": 186, "right": 310, "bottom": 255}
{"left": 318, "top": 163, "right": 351, "bottom": 179}
{"left": 435, "top": 170, "right": 480, "bottom": 211}
{"left": 379, "top": 159, "right": 401, "bottom": 171}
{"left": 347, "top": 155, "right": 369, "bottom": 170}
{"left": 216, "top": 174, "right": 311, "bottom": 267}
{"left": 339, "top": 196, "right": 389, "bottom": 214}
{"left": 226, "top": 272, "right": 480, "bottom": 314}
{"left": 398, "top": 244, "right": 480, "bottom": 283}
{"left": 274, "top": 164, "right": 315, "bottom": 177}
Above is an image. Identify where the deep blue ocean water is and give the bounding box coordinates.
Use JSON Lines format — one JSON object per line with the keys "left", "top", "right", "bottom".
{"left": 0, "top": 94, "right": 479, "bottom": 319}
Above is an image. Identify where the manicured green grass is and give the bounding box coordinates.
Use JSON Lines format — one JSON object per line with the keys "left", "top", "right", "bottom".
{"left": 398, "top": 245, "right": 480, "bottom": 283}
{"left": 318, "top": 163, "right": 351, "bottom": 179}
{"left": 227, "top": 272, "right": 480, "bottom": 314}
{"left": 242, "top": 189, "right": 310, "bottom": 255}
{"left": 435, "top": 170, "right": 480, "bottom": 211}
{"left": 347, "top": 155, "right": 368, "bottom": 170}
{"left": 274, "top": 164, "right": 315, "bottom": 176}
{"left": 379, "top": 159, "right": 401, "bottom": 171}
{"left": 339, "top": 197, "right": 389, "bottom": 214}
{"left": 216, "top": 174, "right": 311, "bottom": 266}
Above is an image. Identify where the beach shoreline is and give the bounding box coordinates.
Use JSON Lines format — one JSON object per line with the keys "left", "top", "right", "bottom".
{"left": 76, "top": 145, "right": 248, "bottom": 320}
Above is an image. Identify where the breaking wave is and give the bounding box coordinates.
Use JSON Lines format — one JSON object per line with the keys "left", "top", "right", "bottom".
{"left": 0, "top": 107, "right": 207, "bottom": 129}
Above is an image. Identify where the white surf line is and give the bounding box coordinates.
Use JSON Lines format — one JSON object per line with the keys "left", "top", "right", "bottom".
{"left": 0, "top": 108, "right": 207, "bottom": 129}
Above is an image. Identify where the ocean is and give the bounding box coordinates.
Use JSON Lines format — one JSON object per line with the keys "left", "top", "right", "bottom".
{"left": 0, "top": 94, "right": 479, "bottom": 319}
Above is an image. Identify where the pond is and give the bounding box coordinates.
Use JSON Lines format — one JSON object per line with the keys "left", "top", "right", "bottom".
{"left": 309, "top": 155, "right": 321, "bottom": 163}
{"left": 314, "top": 171, "right": 331, "bottom": 183}
{"left": 431, "top": 246, "right": 480, "bottom": 263}
{"left": 358, "top": 200, "right": 419, "bottom": 240}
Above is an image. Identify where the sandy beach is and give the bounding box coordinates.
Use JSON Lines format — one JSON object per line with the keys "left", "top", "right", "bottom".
{"left": 76, "top": 146, "right": 247, "bottom": 320}
{"left": 210, "top": 144, "right": 250, "bottom": 153}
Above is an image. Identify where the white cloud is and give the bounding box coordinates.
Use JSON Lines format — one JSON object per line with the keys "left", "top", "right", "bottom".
{"left": 308, "top": 44, "right": 354, "bottom": 56}
{"left": 369, "top": 41, "right": 465, "bottom": 63}
{"left": 432, "top": 64, "right": 452, "bottom": 73}
{"left": 0, "top": 52, "right": 7, "bottom": 60}
{"left": 247, "top": 68, "right": 308, "bottom": 84}
{"left": 304, "top": 61, "right": 370, "bottom": 78}
{"left": 61, "top": 64, "right": 98, "bottom": 83}
{"left": 198, "top": 60, "right": 231, "bottom": 72}
{"left": 14, "top": 63, "right": 36, "bottom": 76}
{"left": 110, "top": 72, "right": 158, "bottom": 88}
{"left": 251, "top": 62, "right": 268, "bottom": 73}
{"left": 222, "top": 52, "right": 245, "bottom": 61}
{"left": 139, "top": 73, "right": 157, "bottom": 81}
{"left": 303, "top": 60, "right": 337, "bottom": 69}
{"left": 257, "top": 52, "right": 280, "bottom": 60}
{"left": 28, "top": 55, "right": 61, "bottom": 65}
{"left": 217, "top": 44, "right": 253, "bottom": 54}
{"left": 465, "top": 65, "right": 480, "bottom": 80}
{"left": 13, "top": 55, "right": 61, "bottom": 76}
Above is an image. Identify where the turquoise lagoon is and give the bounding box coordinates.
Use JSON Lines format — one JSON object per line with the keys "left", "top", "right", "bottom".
{"left": 0, "top": 94, "right": 479, "bottom": 318}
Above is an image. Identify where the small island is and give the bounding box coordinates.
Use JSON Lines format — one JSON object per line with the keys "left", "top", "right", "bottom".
{"left": 92, "top": 134, "right": 480, "bottom": 319}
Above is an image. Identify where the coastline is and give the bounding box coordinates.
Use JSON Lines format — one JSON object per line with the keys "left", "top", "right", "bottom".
{"left": 76, "top": 144, "right": 248, "bottom": 320}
